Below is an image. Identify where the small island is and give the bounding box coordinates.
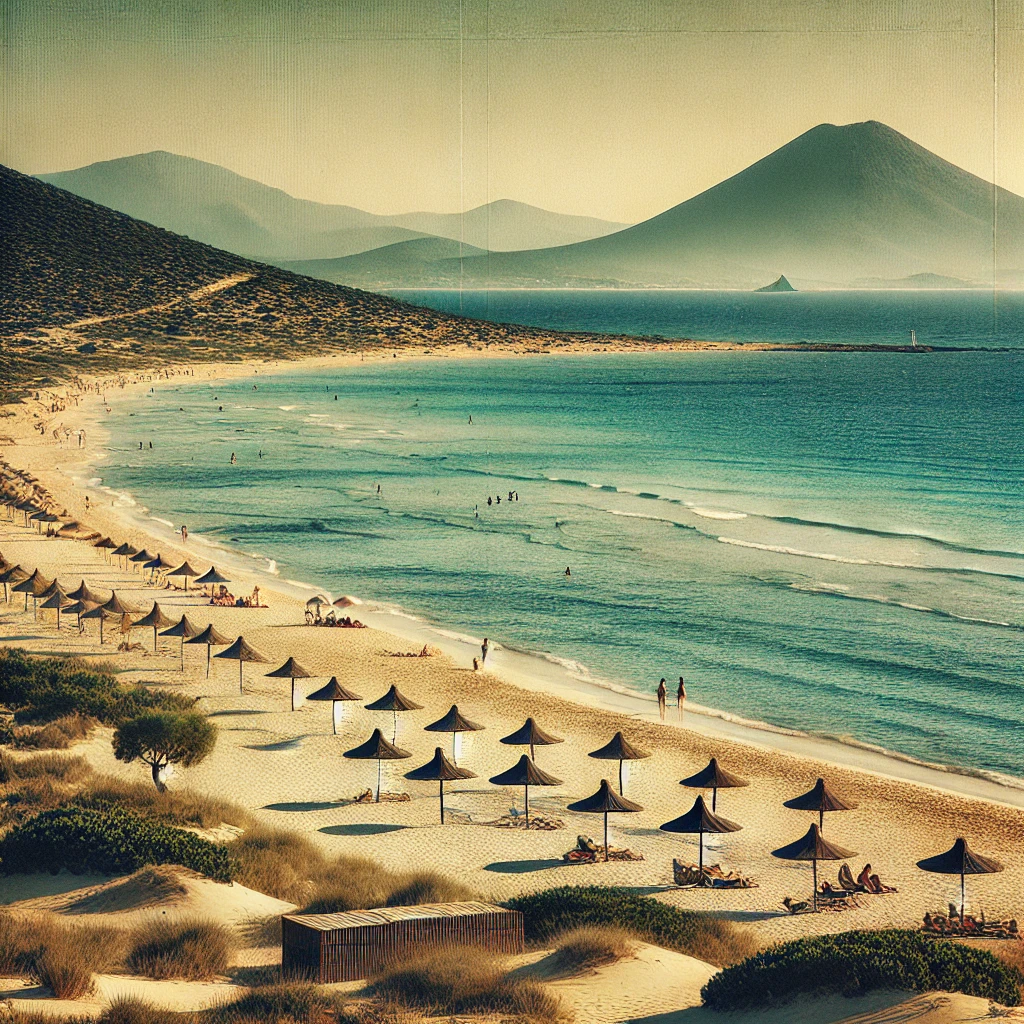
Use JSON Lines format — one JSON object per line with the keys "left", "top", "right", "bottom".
{"left": 756, "top": 275, "right": 796, "bottom": 292}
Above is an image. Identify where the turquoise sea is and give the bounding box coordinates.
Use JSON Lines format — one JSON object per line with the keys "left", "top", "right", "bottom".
{"left": 98, "top": 292, "right": 1024, "bottom": 780}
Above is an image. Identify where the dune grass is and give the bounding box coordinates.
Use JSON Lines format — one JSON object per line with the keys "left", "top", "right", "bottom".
{"left": 125, "top": 917, "right": 235, "bottom": 980}
{"left": 504, "top": 885, "right": 757, "bottom": 968}
{"left": 11, "top": 714, "right": 95, "bottom": 750}
{"left": 543, "top": 924, "right": 637, "bottom": 977}
{"left": 370, "top": 946, "right": 565, "bottom": 1023}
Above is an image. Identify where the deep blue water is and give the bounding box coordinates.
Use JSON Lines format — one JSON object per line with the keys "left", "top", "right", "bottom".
{"left": 99, "top": 341, "right": 1024, "bottom": 780}
{"left": 391, "top": 289, "right": 1023, "bottom": 349}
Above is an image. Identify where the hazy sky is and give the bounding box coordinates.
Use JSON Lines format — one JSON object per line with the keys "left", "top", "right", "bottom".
{"left": 2, "top": 0, "right": 1021, "bottom": 222}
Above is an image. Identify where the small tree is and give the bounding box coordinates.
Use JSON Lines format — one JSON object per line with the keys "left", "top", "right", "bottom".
{"left": 113, "top": 711, "right": 216, "bottom": 791}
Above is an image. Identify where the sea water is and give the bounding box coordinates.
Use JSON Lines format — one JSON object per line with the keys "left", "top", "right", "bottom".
{"left": 97, "top": 297, "right": 1024, "bottom": 780}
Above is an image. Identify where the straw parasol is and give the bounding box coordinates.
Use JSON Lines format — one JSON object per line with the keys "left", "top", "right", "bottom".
{"left": 772, "top": 823, "right": 856, "bottom": 912}
{"left": 166, "top": 560, "right": 201, "bottom": 592}
{"left": 588, "top": 731, "right": 650, "bottom": 794}
{"left": 39, "top": 590, "right": 73, "bottom": 630}
{"left": 660, "top": 795, "right": 742, "bottom": 882}
{"left": 12, "top": 569, "right": 51, "bottom": 616}
{"left": 67, "top": 580, "right": 108, "bottom": 605}
{"left": 160, "top": 614, "right": 202, "bottom": 670}
{"left": 132, "top": 602, "right": 176, "bottom": 653}
{"left": 500, "top": 717, "right": 564, "bottom": 761}
{"left": 215, "top": 635, "right": 271, "bottom": 694}
{"left": 40, "top": 579, "right": 68, "bottom": 602}
{"left": 407, "top": 747, "right": 477, "bottom": 823}
{"left": 144, "top": 554, "right": 176, "bottom": 572}
{"left": 196, "top": 566, "right": 231, "bottom": 587}
{"left": 111, "top": 543, "right": 136, "bottom": 570}
{"left": 783, "top": 777, "right": 858, "bottom": 831}
{"left": 306, "top": 677, "right": 363, "bottom": 735}
{"left": 80, "top": 601, "right": 114, "bottom": 643}
{"left": 0, "top": 563, "right": 29, "bottom": 602}
{"left": 344, "top": 728, "right": 411, "bottom": 803}
{"left": 424, "top": 704, "right": 484, "bottom": 763}
{"left": 567, "top": 779, "right": 643, "bottom": 861}
{"left": 917, "top": 838, "right": 1004, "bottom": 922}
{"left": 489, "top": 755, "right": 561, "bottom": 828}
{"left": 680, "top": 757, "right": 749, "bottom": 813}
{"left": 266, "top": 656, "right": 315, "bottom": 712}
{"left": 365, "top": 684, "right": 423, "bottom": 742}
{"left": 129, "top": 549, "right": 155, "bottom": 572}
{"left": 185, "top": 623, "right": 232, "bottom": 679}
{"left": 60, "top": 599, "right": 88, "bottom": 629}
{"left": 102, "top": 591, "right": 137, "bottom": 617}
{"left": 93, "top": 537, "right": 116, "bottom": 555}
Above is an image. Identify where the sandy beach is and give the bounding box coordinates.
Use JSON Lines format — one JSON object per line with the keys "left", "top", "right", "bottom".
{"left": 1, "top": 357, "right": 1021, "bottom": 954}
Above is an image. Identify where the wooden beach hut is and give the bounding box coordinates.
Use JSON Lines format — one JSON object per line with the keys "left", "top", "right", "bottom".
{"left": 282, "top": 902, "right": 524, "bottom": 982}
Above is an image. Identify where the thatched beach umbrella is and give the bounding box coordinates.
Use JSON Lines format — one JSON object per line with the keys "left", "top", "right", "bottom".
{"left": 80, "top": 601, "right": 114, "bottom": 643}
{"left": 185, "top": 622, "right": 232, "bottom": 678}
{"left": 102, "top": 591, "right": 137, "bottom": 617}
{"left": 111, "top": 543, "right": 137, "bottom": 570}
{"left": 424, "top": 704, "right": 484, "bottom": 763}
{"left": 660, "top": 794, "right": 742, "bottom": 882}
{"left": 588, "top": 731, "right": 650, "bottom": 794}
{"left": 129, "top": 549, "right": 155, "bottom": 572}
{"left": 917, "top": 838, "right": 1004, "bottom": 922}
{"left": 144, "top": 553, "right": 175, "bottom": 571}
{"left": 67, "top": 579, "right": 108, "bottom": 605}
{"left": 365, "top": 684, "right": 423, "bottom": 742}
{"left": 266, "top": 656, "right": 315, "bottom": 712}
{"left": 61, "top": 599, "right": 88, "bottom": 629}
{"left": 407, "top": 746, "right": 477, "bottom": 823}
{"left": 772, "top": 823, "right": 856, "bottom": 912}
{"left": 167, "top": 560, "right": 201, "bottom": 591}
{"left": 344, "top": 728, "right": 411, "bottom": 803}
{"left": 783, "top": 777, "right": 858, "bottom": 831}
{"left": 680, "top": 757, "right": 749, "bottom": 813}
{"left": 132, "top": 602, "right": 176, "bottom": 653}
{"left": 13, "top": 569, "right": 51, "bottom": 616}
{"left": 196, "top": 566, "right": 231, "bottom": 587}
{"left": 216, "top": 635, "right": 271, "bottom": 694}
{"left": 0, "top": 563, "right": 29, "bottom": 602}
{"left": 92, "top": 537, "right": 116, "bottom": 555}
{"left": 489, "top": 754, "right": 561, "bottom": 829}
{"left": 160, "top": 614, "right": 202, "bottom": 670}
{"left": 306, "top": 677, "right": 363, "bottom": 735}
{"left": 39, "top": 590, "right": 73, "bottom": 630}
{"left": 500, "top": 717, "right": 564, "bottom": 761}
{"left": 32, "top": 511, "right": 61, "bottom": 533}
{"left": 40, "top": 579, "right": 67, "bottom": 602}
{"left": 567, "top": 779, "right": 643, "bottom": 862}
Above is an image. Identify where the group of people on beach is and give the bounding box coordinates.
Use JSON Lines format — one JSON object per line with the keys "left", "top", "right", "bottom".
{"left": 657, "top": 676, "right": 686, "bottom": 719}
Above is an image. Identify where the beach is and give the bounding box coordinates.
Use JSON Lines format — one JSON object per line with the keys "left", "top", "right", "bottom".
{"left": 2, "top": 355, "right": 1023, "bottom": 959}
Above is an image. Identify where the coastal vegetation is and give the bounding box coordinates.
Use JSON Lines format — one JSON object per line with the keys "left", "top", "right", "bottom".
{"left": 504, "top": 885, "right": 757, "bottom": 967}
{"left": 700, "top": 930, "right": 1024, "bottom": 1009}
{"left": 112, "top": 711, "right": 217, "bottom": 791}
{"left": 542, "top": 924, "right": 637, "bottom": 976}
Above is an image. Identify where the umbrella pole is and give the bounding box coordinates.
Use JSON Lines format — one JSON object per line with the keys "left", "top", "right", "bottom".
{"left": 332, "top": 701, "right": 339, "bottom": 736}
{"left": 524, "top": 784, "right": 530, "bottom": 829}
{"left": 376, "top": 759, "right": 382, "bottom": 803}
{"left": 699, "top": 828, "right": 705, "bottom": 878}
{"left": 452, "top": 732, "right": 457, "bottom": 764}
{"left": 619, "top": 760, "right": 624, "bottom": 794}
{"left": 206, "top": 646, "right": 211, "bottom": 679}
{"left": 712, "top": 786, "right": 717, "bottom": 813}
{"left": 604, "top": 811, "right": 609, "bottom": 862}
{"left": 291, "top": 677, "right": 296, "bottom": 712}
{"left": 820, "top": 808, "right": 824, "bottom": 831}
{"left": 56, "top": 607, "right": 61, "bottom": 631}
{"left": 393, "top": 710, "right": 397, "bottom": 744}
{"left": 961, "top": 872, "right": 965, "bottom": 922}
{"left": 180, "top": 636, "right": 184, "bottom": 671}
{"left": 153, "top": 626, "right": 157, "bottom": 654}
{"left": 439, "top": 780, "right": 445, "bottom": 824}
{"left": 99, "top": 615, "right": 104, "bottom": 644}
{"left": 812, "top": 859, "right": 818, "bottom": 913}
{"left": 239, "top": 661, "right": 243, "bottom": 694}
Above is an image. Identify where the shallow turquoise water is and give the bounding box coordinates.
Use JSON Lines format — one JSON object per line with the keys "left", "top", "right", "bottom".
{"left": 100, "top": 347, "right": 1024, "bottom": 779}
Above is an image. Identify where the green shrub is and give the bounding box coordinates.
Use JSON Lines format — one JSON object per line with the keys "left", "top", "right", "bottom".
{"left": 701, "top": 929, "right": 1024, "bottom": 1010}
{"left": 126, "top": 916, "right": 235, "bottom": 980}
{"left": 0, "top": 807, "right": 232, "bottom": 881}
{"left": 113, "top": 711, "right": 217, "bottom": 790}
{"left": 504, "top": 886, "right": 755, "bottom": 967}
{"left": 0, "top": 649, "right": 192, "bottom": 728}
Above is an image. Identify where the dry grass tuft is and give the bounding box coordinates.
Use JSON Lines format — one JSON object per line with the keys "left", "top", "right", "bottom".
{"left": 543, "top": 924, "right": 637, "bottom": 977}
{"left": 383, "top": 870, "right": 477, "bottom": 908}
{"left": 125, "top": 916, "right": 235, "bottom": 980}
{"left": 12, "top": 714, "right": 96, "bottom": 750}
{"left": 0, "top": 910, "right": 129, "bottom": 981}
{"left": 34, "top": 943, "right": 95, "bottom": 999}
{"left": 370, "top": 946, "right": 567, "bottom": 1022}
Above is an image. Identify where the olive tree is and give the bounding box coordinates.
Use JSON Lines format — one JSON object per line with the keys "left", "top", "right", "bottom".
{"left": 113, "top": 711, "right": 216, "bottom": 791}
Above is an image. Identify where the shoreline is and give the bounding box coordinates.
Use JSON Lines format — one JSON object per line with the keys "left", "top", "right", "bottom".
{"left": 15, "top": 352, "right": 1024, "bottom": 812}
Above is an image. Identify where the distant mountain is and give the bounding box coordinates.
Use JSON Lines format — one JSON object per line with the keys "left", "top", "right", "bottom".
{"left": 412, "top": 122, "right": 1024, "bottom": 289}
{"left": 852, "top": 272, "right": 981, "bottom": 289}
{"left": 37, "top": 153, "right": 626, "bottom": 259}
{"left": 276, "top": 236, "right": 490, "bottom": 288}
{"left": 756, "top": 275, "right": 796, "bottom": 292}
{"left": 0, "top": 164, "right": 565, "bottom": 394}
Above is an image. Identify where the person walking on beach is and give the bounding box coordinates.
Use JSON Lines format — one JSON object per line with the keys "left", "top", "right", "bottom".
{"left": 180, "top": 525, "right": 188, "bottom": 543}
{"left": 657, "top": 678, "right": 667, "bottom": 721}
{"left": 677, "top": 676, "right": 686, "bottom": 718}
{"left": 481, "top": 637, "right": 490, "bottom": 665}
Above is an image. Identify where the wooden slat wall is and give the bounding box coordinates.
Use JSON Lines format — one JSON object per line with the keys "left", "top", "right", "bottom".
{"left": 283, "top": 908, "right": 525, "bottom": 982}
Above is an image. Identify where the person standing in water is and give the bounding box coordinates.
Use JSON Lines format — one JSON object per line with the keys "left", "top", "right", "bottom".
{"left": 230, "top": 452, "right": 237, "bottom": 464}
{"left": 481, "top": 637, "right": 490, "bottom": 665}
{"left": 657, "top": 678, "right": 667, "bottom": 721}
{"left": 677, "top": 676, "right": 686, "bottom": 718}
{"left": 564, "top": 566, "right": 571, "bottom": 578}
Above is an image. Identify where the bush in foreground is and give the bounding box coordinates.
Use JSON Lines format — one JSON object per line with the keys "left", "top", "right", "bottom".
{"left": 0, "top": 806, "right": 232, "bottom": 881}
{"left": 126, "top": 917, "right": 235, "bottom": 980}
{"left": 504, "top": 886, "right": 756, "bottom": 967}
{"left": 370, "top": 946, "right": 565, "bottom": 1022}
{"left": 701, "top": 929, "right": 1024, "bottom": 1010}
